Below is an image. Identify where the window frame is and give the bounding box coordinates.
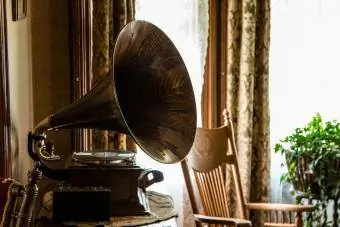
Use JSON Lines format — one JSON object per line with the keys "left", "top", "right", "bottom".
{"left": 202, "top": 1, "right": 227, "bottom": 128}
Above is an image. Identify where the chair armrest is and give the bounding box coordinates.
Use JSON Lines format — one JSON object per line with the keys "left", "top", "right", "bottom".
{"left": 264, "top": 223, "right": 296, "bottom": 227}
{"left": 194, "top": 214, "right": 252, "bottom": 226}
{"left": 246, "top": 203, "right": 315, "bottom": 213}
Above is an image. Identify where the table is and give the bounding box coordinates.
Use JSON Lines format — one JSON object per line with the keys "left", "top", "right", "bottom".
{"left": 36, "top": 191, "right": 178, "bottom": 227}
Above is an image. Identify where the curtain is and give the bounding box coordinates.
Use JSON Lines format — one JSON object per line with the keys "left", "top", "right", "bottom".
{"left": 91, "top": 0, "right": 137, "bottom": 152}
{"left": 224, "top": 0, "right": 271, "bottom": 225}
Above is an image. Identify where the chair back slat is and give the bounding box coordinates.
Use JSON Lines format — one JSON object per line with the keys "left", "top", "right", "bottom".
{"left": 194, "top": 172, "right": 212, "bottom": 215}
{"left": 282, "top": 211, "right": 286, "bottom": 223}
{"left": 218, "top": 165, "right": 230, "bottom": 217}
{"left": 192, "top": 164, "right": 235, "bottom": 218}
{"left": 209, "top": 171, "right": 222, "bottom": 216}
{"left": 288, "top": 212, "right": 293, "bottom": 223}
{"left": 212, "top": 168, "right": 227, "bottom": 216}
{"left": 267, "top": 210, "right": 299, "bottom": 225}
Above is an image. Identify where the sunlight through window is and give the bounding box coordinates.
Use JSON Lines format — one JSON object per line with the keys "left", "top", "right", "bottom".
{"left": 270, "top": 0, "right": 340, "bottom": 203}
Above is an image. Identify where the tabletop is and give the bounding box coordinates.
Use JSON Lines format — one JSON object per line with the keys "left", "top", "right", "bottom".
{"left": 36, "top": 190, "right": 178, "bottom": 227}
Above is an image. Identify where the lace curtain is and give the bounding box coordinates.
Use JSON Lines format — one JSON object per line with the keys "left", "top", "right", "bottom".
{"left": 134, "top": 0, "right": 208, "bottom": 224}
{"left": 270, "top": 0, "right": 340, "bottom": 204}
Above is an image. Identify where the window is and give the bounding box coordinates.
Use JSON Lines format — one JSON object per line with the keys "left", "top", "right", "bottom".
{"left": 270, "top": 0, "right": 340, "bottom": 203}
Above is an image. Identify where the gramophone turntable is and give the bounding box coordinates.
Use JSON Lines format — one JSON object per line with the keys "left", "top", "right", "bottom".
{"left": 27, "top": 20, "right": 197, "bottom": 223}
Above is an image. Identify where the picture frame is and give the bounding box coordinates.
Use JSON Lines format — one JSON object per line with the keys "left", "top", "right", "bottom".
{"left": 12, "top": 0, "right": 27, "bottom": 21}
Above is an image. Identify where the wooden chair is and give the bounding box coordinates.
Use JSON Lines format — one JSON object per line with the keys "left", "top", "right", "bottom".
{"left": 0, "top": 178, "right": 25, "bottom": 226}
{"left": 0, "top": 163, "right": 42, "bottom": 227}
{"left": 181, "top": 111, "right": 314, "bottom": 227}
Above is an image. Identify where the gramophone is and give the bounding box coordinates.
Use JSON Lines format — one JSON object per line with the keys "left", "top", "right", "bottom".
{"left": 27, "top": 20, "right": 196, "bottom": 222}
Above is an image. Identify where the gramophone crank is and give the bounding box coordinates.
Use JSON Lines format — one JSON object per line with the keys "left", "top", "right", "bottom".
{"left": 27, "top": 20, "right": 197, "bottom": 223}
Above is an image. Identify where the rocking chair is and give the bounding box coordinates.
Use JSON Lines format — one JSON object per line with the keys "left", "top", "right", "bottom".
{"left": 181, "top": 111, "right": 314, "bottom": 227}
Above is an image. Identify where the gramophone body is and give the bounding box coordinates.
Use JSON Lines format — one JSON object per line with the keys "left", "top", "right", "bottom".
{"left": 46, "top": 160, "right": 163, "bottom": 220}
{"left": 32, "top": 149, "right": 165, "bottom": 219}
{"left": 28, "top": 20, "right": 197, "bottom": 223}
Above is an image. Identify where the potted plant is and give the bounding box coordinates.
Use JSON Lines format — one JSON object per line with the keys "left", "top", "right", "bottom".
{"left": 274, "top": 113, "right": 340, "bottom": 226}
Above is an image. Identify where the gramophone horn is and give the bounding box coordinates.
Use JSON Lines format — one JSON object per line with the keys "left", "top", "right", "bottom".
{"left": 32, "top": 20, "right": 197, "bottom": 164}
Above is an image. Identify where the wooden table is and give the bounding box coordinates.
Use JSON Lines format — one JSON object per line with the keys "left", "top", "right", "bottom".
{"left": 35, "top": 217, "right": 178, "bottom": 227}
{"left": 36, "top": 191, "right": 178, "bottom": 227}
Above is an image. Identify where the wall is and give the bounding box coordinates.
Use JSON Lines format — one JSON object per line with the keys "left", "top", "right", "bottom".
{"left": 6, "top": 0, "right": 71, "bottom": 183}
{"left": 30, "top": 0, "right": 71, "bottom": 168}
{"left": 6, "top": 0, "right": 34, "bottom": 183}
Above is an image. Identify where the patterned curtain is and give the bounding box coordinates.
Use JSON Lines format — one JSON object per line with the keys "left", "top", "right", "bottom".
{"left": 91, "top": 0, "right": 137, "bottom": 152}
{"left": 225, "top": 0, "right": 271, "bottom": 225}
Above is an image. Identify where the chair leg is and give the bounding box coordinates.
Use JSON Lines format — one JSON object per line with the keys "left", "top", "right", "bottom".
{"left": 295, "top": 212, "right": 302, "bottom": 227}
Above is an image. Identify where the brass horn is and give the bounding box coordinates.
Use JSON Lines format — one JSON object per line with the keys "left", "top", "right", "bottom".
{"left": 31, "top": 20, "right": 197, "bottom": 164}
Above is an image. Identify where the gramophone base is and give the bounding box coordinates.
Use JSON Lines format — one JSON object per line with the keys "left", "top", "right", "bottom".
{"left": 111, "top": 201, "right": 150, "bottom": 216}
{"left": 110, "top": 187, "right": 150, "bottom": 216}
{"left": 52, "top": 187, "right": 111, "bottom": 222}
{"left": 52, "top": 186, "right": 150, "bottom": 223}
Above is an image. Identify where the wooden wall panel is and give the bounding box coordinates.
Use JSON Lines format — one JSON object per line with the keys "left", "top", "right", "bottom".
{"left": 0, "top": 0, "right": 12, "bottom": 178}
{"left": 70, "top": 0, "right": 92, "bottom": 152}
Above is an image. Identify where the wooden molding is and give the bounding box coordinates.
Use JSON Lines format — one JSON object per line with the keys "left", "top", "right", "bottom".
{"left": 70, "top": 0, "right": 92, "bottom": 152}
{"left": 202, "top": 0, "right": 217, "bottom": 129}
{"left": 0, "top": 0, "right": 12, "bottom": 177}
{"left": 218, "top": 0, "right": 228, "bottom": 126}
{"left": 12, "top": 0, "right": 28, "bottom": 21}
{"left": 202, "top": 1, "right": 227, "bottom": 128}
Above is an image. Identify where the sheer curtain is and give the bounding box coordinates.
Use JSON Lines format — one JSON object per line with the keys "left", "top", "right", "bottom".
{"left": 270, "top": 0, "right": 340, "bottom": 203}
{"left": 134, "top": 0, "right": 208, "bottom": 213}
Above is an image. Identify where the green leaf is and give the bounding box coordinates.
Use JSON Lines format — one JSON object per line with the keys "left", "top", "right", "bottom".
{"left": 273, "top": 113, "right": 340, "bottom": 226}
